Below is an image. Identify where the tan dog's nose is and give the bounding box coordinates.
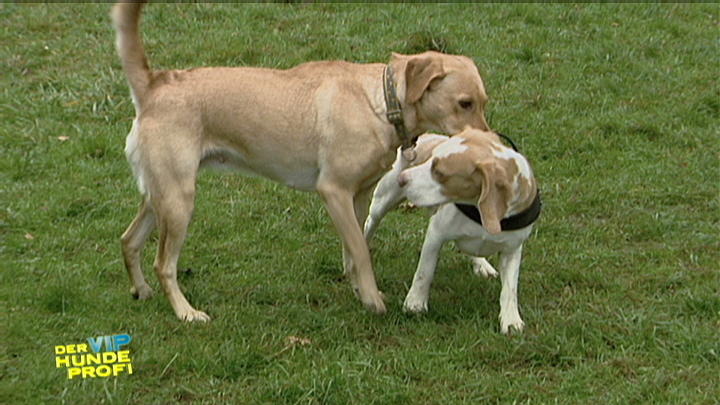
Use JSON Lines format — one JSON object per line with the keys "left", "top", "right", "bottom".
{"left": 398, "top": 172, "right": 409, "bottom": 187}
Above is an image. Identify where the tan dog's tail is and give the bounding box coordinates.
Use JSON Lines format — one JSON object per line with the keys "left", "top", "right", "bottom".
{"left": 112, "top": 1, "right": 151, "bottom": 110}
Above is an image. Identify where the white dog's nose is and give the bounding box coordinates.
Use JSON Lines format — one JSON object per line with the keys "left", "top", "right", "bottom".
{"left": 398, "top": 172, "right": 409, "bottom": 187}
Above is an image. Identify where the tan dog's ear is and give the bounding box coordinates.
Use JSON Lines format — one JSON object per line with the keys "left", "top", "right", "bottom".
{"left": 404, "top": 55, "right": 445, "bottom": 104}
{"left": 476, "top": 163, "right": 508, "bottom": 235}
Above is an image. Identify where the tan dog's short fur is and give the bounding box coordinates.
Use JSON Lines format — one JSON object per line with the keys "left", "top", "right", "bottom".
{"left": 112, "top": 3, "right": 490, "bottom": 321}
{"left": 365, "top": 129, "right": 538, "bottom": 333}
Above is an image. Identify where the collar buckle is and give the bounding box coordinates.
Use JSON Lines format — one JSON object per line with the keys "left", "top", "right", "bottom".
{"left": 386, "top": 109, "right": 403, "bottom": 125}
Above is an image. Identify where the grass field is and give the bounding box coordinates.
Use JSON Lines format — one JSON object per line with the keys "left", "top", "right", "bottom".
{"left": 2, "top": 3, "right": 719, "bottom": 404}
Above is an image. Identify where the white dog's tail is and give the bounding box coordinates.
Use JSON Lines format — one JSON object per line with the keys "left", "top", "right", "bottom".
{"left": 111, "top": 1, "right": 151, "bottom": 111}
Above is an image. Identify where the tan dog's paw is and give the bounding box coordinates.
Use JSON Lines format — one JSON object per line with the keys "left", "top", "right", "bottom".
{"left": 352, "top": 285, "right": 386, "bottom": 314}
{"left": 179, "top": 309, "right": 211, "bottom": 322}
{"left": 360, "top": 292, "right": 387, "bottom": 314}
{"left": 472, "top": 258, "right": 498, "bottom": 279}
{"left": 130, "top": 284, "right": 154, "bottom": 300}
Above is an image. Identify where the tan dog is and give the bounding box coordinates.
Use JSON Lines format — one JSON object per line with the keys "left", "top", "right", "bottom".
{"left": 112, "top": 3, "right": 490, "bottom": 321}
{"left": 365, "top": 129, "right": 540, "bottom": 333}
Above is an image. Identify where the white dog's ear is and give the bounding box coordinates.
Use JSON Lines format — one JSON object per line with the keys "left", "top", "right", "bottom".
{"left": 476, "top": 163, "right": 508, "bottom": 235}
{"left": 404, "top": 55, "right": 446, "bottom": 104}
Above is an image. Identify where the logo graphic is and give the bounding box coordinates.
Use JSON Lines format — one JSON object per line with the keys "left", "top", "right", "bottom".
{"left": 54, "top": 334, "right": 134, "bottom": 379}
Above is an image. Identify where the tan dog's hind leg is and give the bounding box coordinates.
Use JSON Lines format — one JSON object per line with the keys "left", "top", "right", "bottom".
{"left": 141, "top": 123, "right": 209, "bottom": 322}
{"left": 318, "top": 182, "right": 386, "bottom": 314}
{"left": 121, "top": 199, "right": 156, "bottom": 299}
{"left": 152, "top": 190, "right": 209, "bottom": 322}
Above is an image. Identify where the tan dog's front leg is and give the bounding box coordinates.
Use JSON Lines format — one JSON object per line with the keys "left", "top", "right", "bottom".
{"left": 343, "top": 187, "right": 373, "bottom": 275}
{"left": 318, "top": 183, "right": 386, "bottom": 314}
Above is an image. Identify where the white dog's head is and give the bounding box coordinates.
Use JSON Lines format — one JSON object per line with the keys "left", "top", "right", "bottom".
{"left": 398, "top": 128, "right": 536, "bottom": 234}
{"left": 391, "top": 51, "right": 490, "bottom": 135}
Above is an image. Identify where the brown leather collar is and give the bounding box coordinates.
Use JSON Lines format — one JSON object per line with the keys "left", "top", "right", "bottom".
{"left": 383, "top": 65, "right": 415, "bottom": 155}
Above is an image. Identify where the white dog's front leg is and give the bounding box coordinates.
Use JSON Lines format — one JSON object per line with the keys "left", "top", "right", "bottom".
{"left": 498, "top": 245, "right": 524, "bottom": 334}
{"left": 364, "top": 149, "right": 407, "bottom": 241}
{"left": 364, "top": 177, "right": 405, "bottom": 242}
{"left": 404, "top": 217, "right": 447, "bottom": 313}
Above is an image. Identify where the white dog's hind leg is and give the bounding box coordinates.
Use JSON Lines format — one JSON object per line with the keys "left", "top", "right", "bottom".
{"left": 472, "top": 257, "right": 498, "bottom": 279}
{"left": 498, "top": 245, "right": 524, "bottom": 334}
{"left": 403, "top": 216, "right": 447, "bottom": 313}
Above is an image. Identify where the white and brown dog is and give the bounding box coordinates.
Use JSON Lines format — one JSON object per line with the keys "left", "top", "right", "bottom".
{"left": 364, "top": 129, "right": 540, "bottom": 333}
{"left": 112, "top": 3, "right": 491, "bottom": 321}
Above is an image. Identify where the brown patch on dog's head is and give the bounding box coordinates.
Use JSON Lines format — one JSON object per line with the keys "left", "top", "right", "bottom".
{"left": 391, "top": 52, "right": 490, "bottom": 135}
{"left": 426, "top": 129, "right": 525, "bottom": 234}
{"left": 430, "top": 150, "right": 482, "bottom": 201}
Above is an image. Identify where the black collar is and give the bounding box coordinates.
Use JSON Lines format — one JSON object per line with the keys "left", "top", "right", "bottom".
{"left": 383, "top": 65, "right": 414, "bottom": 151}
{"left": 496, "top": 132, "right": 519, "bottom": 151}
{"left": 454, "top": 132, "right": 542, "bottom": 231}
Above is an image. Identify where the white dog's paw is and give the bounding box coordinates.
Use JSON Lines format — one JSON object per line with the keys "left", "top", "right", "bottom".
{"left": 500, "top": 314, "right": 524, "bottom": 335}
{"left": 130, "top": 284, "right": 154, "bottom": 300}
{"left": 403, "top": 291, "right": 429, "bottom": 313}
{"left": 178, "top": 308, "right": 211, "bottom": 322}
{"left": 472, "top": 258, "right": 498, "bottom": 279}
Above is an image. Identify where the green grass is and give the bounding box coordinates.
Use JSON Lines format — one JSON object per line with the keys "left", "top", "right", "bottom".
{"left": 2, "top": 3, "right": 719, "bottom": 404}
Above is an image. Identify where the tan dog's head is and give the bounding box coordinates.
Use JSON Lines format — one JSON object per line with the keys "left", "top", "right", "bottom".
{"left": 398, "top": 129, "right": 536, "bottom": 234}
{"left": 390, "top": 51, "right": 490, "bottom": 135}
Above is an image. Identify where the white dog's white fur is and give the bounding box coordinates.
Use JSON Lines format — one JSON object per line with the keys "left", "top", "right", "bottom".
{"left": 365, "top": 130, "right": 538, "bottom": 334}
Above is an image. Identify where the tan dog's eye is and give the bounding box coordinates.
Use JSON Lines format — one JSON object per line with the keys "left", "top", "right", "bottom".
{"left": 458, "top": 100, "right": 473, "bottom": 110}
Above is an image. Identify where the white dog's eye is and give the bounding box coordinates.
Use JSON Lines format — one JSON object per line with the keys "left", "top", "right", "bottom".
{"left": 458, "top": 100, "right": 473, "bottom": 110}
{"left": 431, "top": 159, "right": 446, "bottom": 181}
